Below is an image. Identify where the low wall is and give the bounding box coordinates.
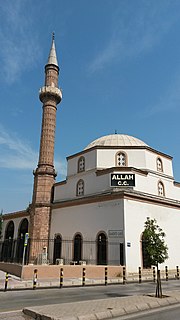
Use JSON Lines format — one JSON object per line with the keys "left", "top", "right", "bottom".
{"left": 22, "top": 265, "right": 123, "bottom": 280}
{"left": 0, "top": 263, "right": 123, "bottom": 280}
{"left": 0, "top": 262, "right": 22, "bottom": 277}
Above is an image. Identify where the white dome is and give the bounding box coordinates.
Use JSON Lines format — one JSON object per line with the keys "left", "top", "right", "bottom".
{"left": 85, "top": 134, "right": 148, "bottom": 149}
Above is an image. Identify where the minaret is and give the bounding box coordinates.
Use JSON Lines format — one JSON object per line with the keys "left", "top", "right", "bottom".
{"left": 29, "top": 34, "right": 62, "bottom": 262}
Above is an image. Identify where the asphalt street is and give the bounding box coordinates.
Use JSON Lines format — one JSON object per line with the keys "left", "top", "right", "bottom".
{"left": 1, "top": 280, "right": 180, "bottom": 313}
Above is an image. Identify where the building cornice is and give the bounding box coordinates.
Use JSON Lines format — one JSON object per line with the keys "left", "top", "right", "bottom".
{"left": 3, "top": 210, "right": 29, "bottom": 220}
{"left": 66, "top": 145, "right": 172, "bottom": 161}
{"left": 96, "top": 167, "right": 148, "bottom": 176}
{"left": 52, "top": 189, "right": 180, "bottom": 210}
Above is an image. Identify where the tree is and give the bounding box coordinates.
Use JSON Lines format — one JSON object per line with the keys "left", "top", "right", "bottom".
{"left": 0, "top": 209, "right": 3, "bottom": 239}
{"left": 143, "top": 217, "right": 168, "bottom": 298}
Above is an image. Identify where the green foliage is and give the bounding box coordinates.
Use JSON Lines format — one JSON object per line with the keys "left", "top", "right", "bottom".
{"left": 143, "top": 217, "right": 168, "bottom": 267}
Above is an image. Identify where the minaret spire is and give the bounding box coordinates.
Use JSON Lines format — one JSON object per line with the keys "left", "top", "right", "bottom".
{"left": 47, "top": 32, "right": 58, "bottom": 67}
{"left": 29, "top": 35, "right": 62, "bottom": 262}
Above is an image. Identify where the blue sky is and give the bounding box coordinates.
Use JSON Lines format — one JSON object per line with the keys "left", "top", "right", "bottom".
{"left": 0, "top": 0, "right": 180, "bottom": 213}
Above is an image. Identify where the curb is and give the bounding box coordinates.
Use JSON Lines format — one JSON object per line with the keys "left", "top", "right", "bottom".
{"left": 23, "top": 297, "right": 180, "bottom": 320}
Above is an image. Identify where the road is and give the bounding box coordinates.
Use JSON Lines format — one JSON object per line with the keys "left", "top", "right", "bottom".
{"left": 116, "top": 304, "right": 180, "bottom": 319}
{"left": 1, "top": 280, "right": 180, "bottom": 312}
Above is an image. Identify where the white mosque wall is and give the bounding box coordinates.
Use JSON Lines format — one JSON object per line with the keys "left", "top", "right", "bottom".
{"left": 54, "top": 165, "right": 179, "bottom": 202}
{"left": 51, "top": 199, "right": 124, "bottom": 240}
{"left": 66, "top": 147, "right": 173, "bottom": 177}
{"left": 124, "top": 199, "right": 180, "bottom": 272}
{"left": 67, "top": 149, "right": 96, "bottom": 177}
{"left": 145, "top": 150, "right": 173, "bottom": 177}
{"left": 97, "top": 149, "right": 147, "bottom": 169}
{"left": 50, "top": 199, "right": 124, "bottom": 264}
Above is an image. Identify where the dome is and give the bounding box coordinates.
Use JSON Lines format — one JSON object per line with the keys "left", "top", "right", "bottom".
{"left": 84, "top": 134, "right": 148, "bottom": 149}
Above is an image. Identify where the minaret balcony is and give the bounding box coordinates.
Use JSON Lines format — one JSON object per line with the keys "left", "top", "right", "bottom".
{"left": 39, "top": 86, "right": 62, "bottom": 104}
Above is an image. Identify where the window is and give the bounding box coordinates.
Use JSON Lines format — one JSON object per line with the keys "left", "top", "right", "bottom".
{"left": 53, "top": 234, "right": 62, "bottom": 264}
{"left": 76, "top": 179, "right": 84, "bottom": 196}
{"left": 73, "top": 234, "right": 82, "bottom": 262}
{"left": 158, "top": 181, "right": 165, "bottom": 197}
{"left": 116, "top": 152, "right": 127, "bottom": 167}
{"left": 78, "top": 156, "right": 85, "bottom": 172}
{"left": 5, "top": 221, "right": 14, "bottom": 240}
{"left": 157, "top": 158, "right": 163, "bottom": 172}
{"left": 97, "top": 232, "right": 107, "bottom": 265}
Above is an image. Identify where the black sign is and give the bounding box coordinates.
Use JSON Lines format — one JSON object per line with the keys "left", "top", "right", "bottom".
{"left": 110, "top": 173, "right": 135, "bottom": 187}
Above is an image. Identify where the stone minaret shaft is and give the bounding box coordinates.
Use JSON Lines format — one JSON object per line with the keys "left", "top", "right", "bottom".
{"left": 29, "top": 35, "right": 62, "bottom": 260}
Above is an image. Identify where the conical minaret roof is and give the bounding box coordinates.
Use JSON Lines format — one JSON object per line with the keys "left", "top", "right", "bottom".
{"left": 47, "top": 33, "right": 58, "bottom": 67}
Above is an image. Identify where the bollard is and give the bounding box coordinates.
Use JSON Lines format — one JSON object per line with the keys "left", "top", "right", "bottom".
{"left": 82, "top": 267, "right": 86, "bottom": 286}
{"left": 176, "top": 266, "right": 179, "bottom": 280}
{"left": 33, "top": 269, "right": 38, "bottom": 290}
{"left": 123, "top": 266, "right": 126, "bottom": 285}
{"left": 165, "top": 266, "right": 168, "bottom": 281}
{"left": 105, "top": 267, "right": 108, "bottom": 286}
{"left": 60, "top": 268, "right": 63, "bottom": 288}
{"left": 139, "top": 267, "right": 142, "bottom": 284}
{"left": 153, "top": 266, "right": 156, "bottom": 282}
{"left": 4, "top": 272, "right": 9, "bottom": 292}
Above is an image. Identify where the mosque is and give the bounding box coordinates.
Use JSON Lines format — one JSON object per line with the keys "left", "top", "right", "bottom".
{"left": 0, "top": 36, "right": 180, "bottom": 273}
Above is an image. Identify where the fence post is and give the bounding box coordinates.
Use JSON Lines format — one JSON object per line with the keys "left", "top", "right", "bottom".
{"left": 139, "top": 267, "right": 142, "bottom": 284}
{"left": 4, "top": 272, "right": 9, "bottom": 292}
{"left": 105, "top": 267, "right": 108, "bottom": 286}
{"left": 60, "top": 268, "right": 63, "bottom": 288}
{"left": 33, "top": 269, "right": 38, "bottom": 290}
{"left": 123, "top": 266, "right": 126, "bottom": 285}
{"left": 153, "top": 266, "right": 156, "bottom": 282}
{"left": 165, "top": 266, "right": 168, "bottom": 281}
{"left": 176, "top": 266, "right": 179, "bottom": 280}
{"left": 82, "top": 267, "right": 86, "bottom": 286}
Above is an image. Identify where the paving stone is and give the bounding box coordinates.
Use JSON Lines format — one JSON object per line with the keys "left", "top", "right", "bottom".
{"left": 166, "top": 297, "right": 179, "bottom": 304}
{"left": 123, "top": 305, "right": 139, "bottom": 314}
{"left": 95, "top": 310, "right": 112, "bottom": 319}
{"left": 136, "top": 302, "right": 150, "bottom": 311}
{"left": 78, "top": 313, "right": 97, "bottom": 320}
{"left": 110, "top": 307, "right": 126, "bottom": 317}
{"left": 147, "top": 300, "right": 161, "bottom": 308}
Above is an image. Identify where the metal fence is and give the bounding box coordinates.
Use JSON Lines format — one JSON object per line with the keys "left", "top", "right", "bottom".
{"left": 0, "top": 238, "right": 124, "bottom": 266}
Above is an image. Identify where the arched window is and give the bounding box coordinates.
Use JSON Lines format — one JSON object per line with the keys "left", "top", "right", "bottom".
{"left": 78, "top": 156, "right": 85, "bottom": 172}
{"left": 73, "top": 234, "right": 82, "bottom": 262}
{"left": 97, "top": 232, "right": 107, "bottom": 265}
{"left": 116, "top": 152, "right": 127, "bottom": 167}
{"left": 53, "top": 234, "right": 62, "bottom": 264}
{"left": 141, "top": 233, "right": 151, "bottom": 269}
{"left": 18, "top": 218, "right": 29, "bottom": 238}
{"left": 16, "top": 218, "right": 29, "bottom": 263}
{"left": 5, "top": 221, "right": 14, "bottom": 240}
{"left": 157, "top": 158, "right": 163, "bottom": 172}
{"left": 76, "top": 179, "right": 84, "bottom": 196}
{"left": 3, "top": 221, "right": 15, "bottom": 262}
{"left": 158, "top": 181, "right": 165, "bottom": 197}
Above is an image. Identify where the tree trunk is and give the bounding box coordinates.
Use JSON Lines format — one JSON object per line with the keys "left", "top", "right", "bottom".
{"left": 156, "top": 266, "right": 162, "bottom": 298}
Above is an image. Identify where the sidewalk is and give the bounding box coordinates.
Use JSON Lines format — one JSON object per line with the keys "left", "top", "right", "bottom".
{"left": 23, "top": 290, "right": 180, "bottom": 320}
{"left": 0, "top": 270, "right": 122, "bottom": 290}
